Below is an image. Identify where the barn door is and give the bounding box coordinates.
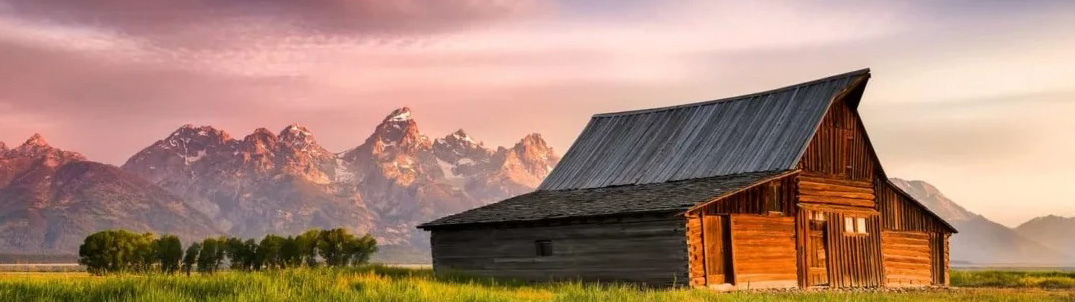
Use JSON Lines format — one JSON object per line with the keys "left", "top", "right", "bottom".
{"left": 703, "top": 214, "right": 732, "bottom": 285}
{"left": 807, "top": 217, "right": 830, "bottom": 286}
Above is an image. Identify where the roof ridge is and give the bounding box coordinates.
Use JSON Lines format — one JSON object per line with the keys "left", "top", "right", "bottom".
{"left": 594, "top": 68, "right": 870, "bottom": 118}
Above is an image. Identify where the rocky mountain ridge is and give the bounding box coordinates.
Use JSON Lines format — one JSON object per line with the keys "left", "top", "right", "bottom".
{"left": 122, "top": 107, "right": 560, "bottom": 249}
{"left": 0, "top": 135, "right": 220, "bottom": 254}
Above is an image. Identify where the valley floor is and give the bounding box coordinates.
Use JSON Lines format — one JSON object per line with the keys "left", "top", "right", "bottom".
{"left": 0, "top": 267, "right": 1072, "bottom": 302}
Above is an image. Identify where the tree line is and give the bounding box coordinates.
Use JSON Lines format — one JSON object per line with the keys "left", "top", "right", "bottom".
{"left": 78, "top": 229, "right": 377, "bottom": 276}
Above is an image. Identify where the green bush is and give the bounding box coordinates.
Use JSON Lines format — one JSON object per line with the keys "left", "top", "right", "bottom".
{"left": 78, "top": 228, "right": 378, "bottom": 276}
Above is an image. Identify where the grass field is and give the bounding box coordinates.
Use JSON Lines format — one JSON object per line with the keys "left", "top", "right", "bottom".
{"left": 0, "top": 267, "right": 1072, "bottom": 302}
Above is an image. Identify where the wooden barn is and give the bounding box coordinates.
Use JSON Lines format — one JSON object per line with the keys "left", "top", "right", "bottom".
{"left": 418, "top": 69, "right": 956, "bottom": 289}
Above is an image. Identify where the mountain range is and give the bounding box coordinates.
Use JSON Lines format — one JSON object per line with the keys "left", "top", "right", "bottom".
{"left": 0, "top": 108, "right": 559, "bottom": 260}
{"left": 0, "top": 108, "right": 1070, "bottom": 265}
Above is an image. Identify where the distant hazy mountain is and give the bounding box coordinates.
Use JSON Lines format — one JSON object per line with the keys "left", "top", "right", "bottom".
{"left": 891, "top": 178, "right": 1072, "bottom": 265}
{"left": 1015, "top": 215, "right": 1075, "bottom": 254}
{"left": 0, "top": 135, "right": 221, "bottom": 254}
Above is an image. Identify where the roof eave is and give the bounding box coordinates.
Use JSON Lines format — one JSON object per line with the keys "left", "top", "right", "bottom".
{"left": 681, "top": 169, "right": 801, "bottom": 215}
{"left": 417, "top": 209, "right": 685, "bottom": 230}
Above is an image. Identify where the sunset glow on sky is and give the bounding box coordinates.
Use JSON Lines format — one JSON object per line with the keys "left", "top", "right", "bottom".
{"left": 1, "top": 0, "right": 1074, "bottom": 226}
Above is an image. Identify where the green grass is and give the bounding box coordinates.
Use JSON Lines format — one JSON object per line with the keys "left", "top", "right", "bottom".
{"left": 952, "top": 271, "right": 1075, "bottom": 289}
{"left": 0, "top": 267, "right": 1072, "bottom": 302}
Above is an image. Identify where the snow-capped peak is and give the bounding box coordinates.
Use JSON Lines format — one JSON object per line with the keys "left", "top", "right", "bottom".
{"left": 22, "top": 133, "right": 48, "bottom": 147}
{"left": 384, "top": 107, "right": 413, "bottom": 123}
{"left": 450, "top": 129, "right": 476, "bottom": 144}
{"left": 167, "top": 125, "right": 228, "bottom": 140}
{"left": 282, "top": 124, "right": 311, "bottom": 136}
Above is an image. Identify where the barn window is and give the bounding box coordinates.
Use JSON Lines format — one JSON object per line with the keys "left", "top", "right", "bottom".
{"left": 844, "top": 217, "right": 868, "bottom": 235}
{"left": 766, "top": 183, "right": 782, "bottom": 213}
{"left": 811, "top": 212, "right": 826, "bottom": 221}
{"left": 535, "top": 240, "right": 553, "bottom": 257}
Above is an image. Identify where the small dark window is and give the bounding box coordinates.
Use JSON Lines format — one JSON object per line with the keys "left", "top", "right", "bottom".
{"left": 535, "top": 240, "right": 553, "bottom": 257}
{"left": 766, "top": 183, "right": 782, "bottom": 213}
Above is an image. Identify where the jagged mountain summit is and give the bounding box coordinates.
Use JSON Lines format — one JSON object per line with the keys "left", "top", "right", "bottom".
{"left": 890, "top": 178, "right": 1072, "bottom": 264}
{"left": 123, "top": 107, "right": 560, "bottom": 248}
{"left": 0, "top": 135, "right": 220, "bottom": 254}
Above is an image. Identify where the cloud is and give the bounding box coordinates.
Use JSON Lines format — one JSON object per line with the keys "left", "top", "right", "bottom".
{"left": 2, "top": 0, "right": 551, "bottom": 37}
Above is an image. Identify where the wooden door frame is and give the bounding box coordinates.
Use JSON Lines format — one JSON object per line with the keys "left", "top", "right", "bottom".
{"left": 808, "top": 216, "right": 830, "bottom": 287}
{"left": 701, "top": 213, "right": 734, "bottom": 286}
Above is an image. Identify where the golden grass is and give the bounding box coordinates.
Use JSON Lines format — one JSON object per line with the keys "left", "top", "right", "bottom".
{"left": 0, "top": 267, "right": 1071, "bottom": 302}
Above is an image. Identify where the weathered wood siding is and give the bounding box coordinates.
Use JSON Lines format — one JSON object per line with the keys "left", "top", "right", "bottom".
{"left": 881, "top": 231, "right": 933, "bottom": 287}
{"left": 930, "top": 233, "right": 950, "bottom": 286}
{"left": 875, "top": 179, "right": 951, "bottom": 233}
{"left": 796, "top": 205, "right": 885, "bottom": 288}
{"left": 430, "top": 216, "right": 688, "bottom": 286}
{"left": 686, "top": 215, "right": 706, "bottom": 286}
{"left": 730, "top": 215, "right": 798, "bottom": 289}
{"left": 798, "top": 99, "right": 874, "bottom": 182}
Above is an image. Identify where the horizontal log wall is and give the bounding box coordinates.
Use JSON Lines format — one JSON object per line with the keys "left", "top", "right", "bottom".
{"left": 881, "top": 231, "right": 933, "bottom": 287}
{"left": 430, "top": 215, "right": 688, "bottom": 286}
{"left": 687, "top": 215, "right": 705, "bottom": 287}
{"left": 798, "top": 173, "right": 875, "bottom": 208}
{"left": 730, "top": 215, "right": 798, "bottom": 289}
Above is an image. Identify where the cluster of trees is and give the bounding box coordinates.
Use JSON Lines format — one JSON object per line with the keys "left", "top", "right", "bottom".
{"left": 78, "top": 229, "right": 377, "bottom": 276}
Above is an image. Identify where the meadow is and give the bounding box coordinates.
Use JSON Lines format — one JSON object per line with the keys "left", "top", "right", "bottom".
{"left": 0, "top": 267, "right": 1072, "bottom": 302}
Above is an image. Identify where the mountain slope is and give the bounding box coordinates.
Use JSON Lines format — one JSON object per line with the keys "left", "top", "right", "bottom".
{"left": 0, "top": 135, "right": 220, "bottom": 253}
{"left": 1015, "top": 215, "right": 1075, "bottom": 253}
{"left": 122, "top": 125, "right": 376, "bottom": 239}
{"left": 891, "top": 178, "right": 1071, "bottom": 264}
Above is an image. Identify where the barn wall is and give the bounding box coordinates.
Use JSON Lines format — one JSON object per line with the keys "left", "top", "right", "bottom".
{"left": 687, "top": 177, "right": 796, "bottom": 287}
{"left": 429, "top": 215, "right": 688, "bottom": 286}
{"left": 796, "top": 205, "right": 885, "bottom": 288}
{"left": 729, "top": 215, "right": 798, "bottom": 289}
{"left": 795, "top": 93, "right": 955, "bottom": 289}
{"left": 881, "top": 231, "right": 933, "bottom": 287}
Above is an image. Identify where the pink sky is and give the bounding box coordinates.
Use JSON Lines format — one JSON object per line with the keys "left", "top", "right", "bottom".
{"left": 1, "top": 0, "right": 1074, "bottom": 227}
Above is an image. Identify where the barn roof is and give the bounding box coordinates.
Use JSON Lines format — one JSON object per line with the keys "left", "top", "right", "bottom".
{"left": 418, "top": 170, "right": 793, "bottom": 229}
{"left": 538, "top": 69, "right": 870, "bottom": 191}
